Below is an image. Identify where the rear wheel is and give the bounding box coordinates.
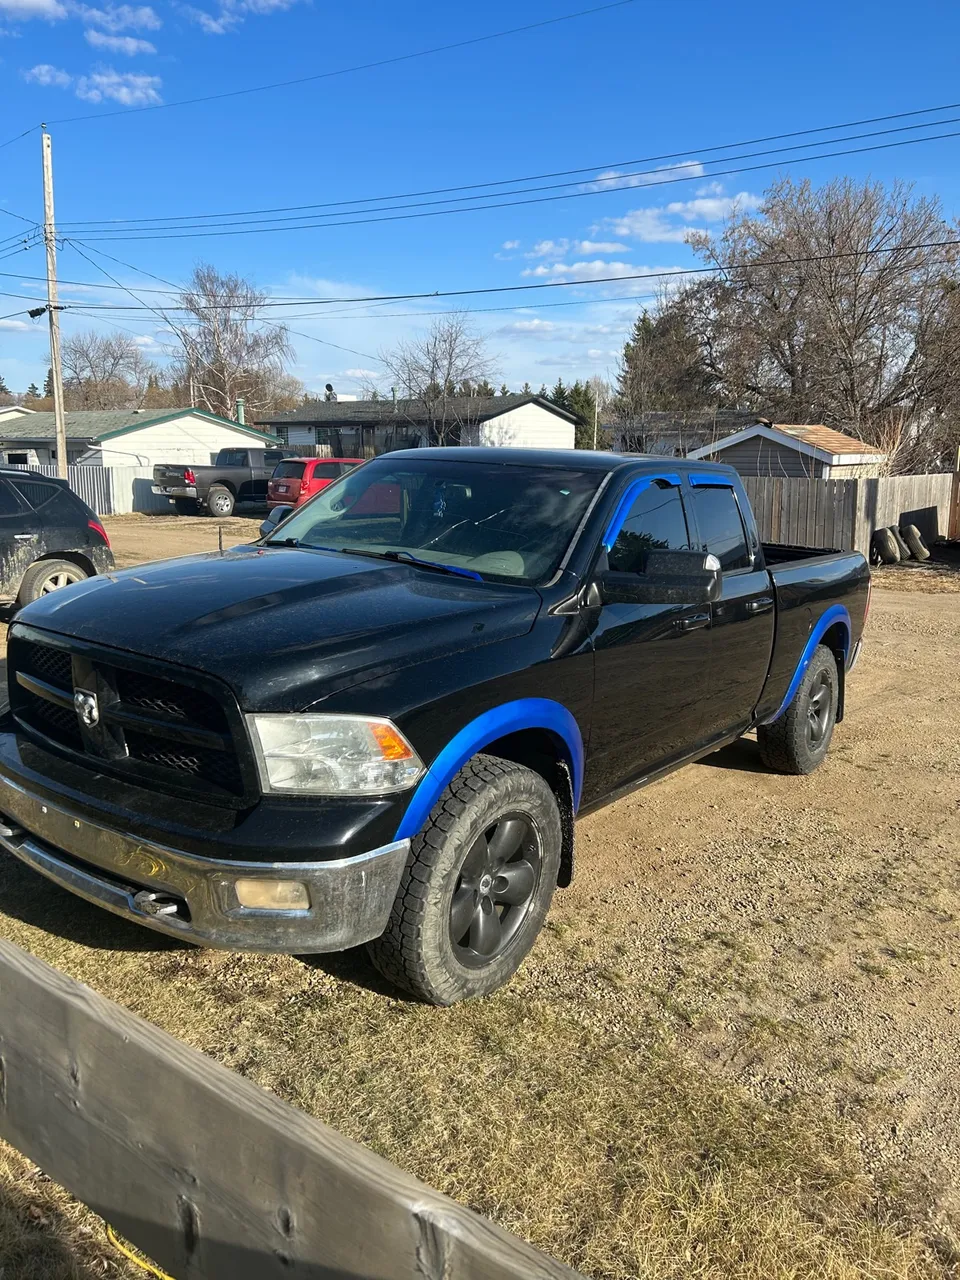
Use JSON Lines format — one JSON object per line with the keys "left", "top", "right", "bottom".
{"left": 367, "top": 754, "right": 561, "bottom": 1004}
{"left": 18, "top": 558, "right": 89, "bottom": 605}
{"left": 173, "top": 497, "right": 198, "bottom": 516}
{"left": 206, "top": 485, "right": 235, "bottom": 518}
{"left": 757, "top": 644, "right": 839, "bottom": 775}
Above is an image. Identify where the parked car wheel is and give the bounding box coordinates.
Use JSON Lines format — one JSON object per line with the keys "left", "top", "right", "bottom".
{"left": 900, "top": 524, "right": 931, "bottom": 561}
{"left": 173, "top": 497, "right": 199, "bottom": 516}
{"left": 206, "top": 485, "right": 235, "bottom": 518}
{"left": 871, "top": 528, "right": 900, "bottom": 564}
{"left": 367, "top": 754, "right": 561, "bottom": 1005}
{"left": 18, "top": 558, "right": 89, "bottom": 605}
{"left": 757, "top": 644, "right": 839, "bottom": 775}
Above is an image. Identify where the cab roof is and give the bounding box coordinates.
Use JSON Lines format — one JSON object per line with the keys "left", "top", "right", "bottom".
{"left": 382, "top": 447, "right": 738, "bottom": 477}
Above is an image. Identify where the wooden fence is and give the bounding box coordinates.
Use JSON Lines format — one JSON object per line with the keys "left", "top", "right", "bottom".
{"left": 0, "top": 939, "right": 580, "bottom": 1279}
{"left": 740, "top": 472, "right": 956, "bottom": 553}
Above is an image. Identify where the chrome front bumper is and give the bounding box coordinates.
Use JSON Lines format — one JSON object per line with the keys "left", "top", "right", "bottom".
{"left": 0, "top": 772, "right": 409, "bottom": 953}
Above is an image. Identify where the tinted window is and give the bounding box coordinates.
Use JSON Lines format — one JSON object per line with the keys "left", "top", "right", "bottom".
{"left": 217, "top": 450, "right": 248, "bottom": 467}
{"left": 273, "top": 461, "right": 305, "bottom": 480}
{"left": 9, "top": 478, "right": 62, "bottom": 510}
{"left": 268, "top": 459, "right": 603, "bottom": 583}
{"left": 0, "top": 481, "right": 23, "bottom": 516}
{"left": 608, "top": 483, "right": 690, "bottom": 572}
{"left": 691, "top": 486, "right": 751, "bottom": 571}
{"left": 313, "top": 462, "right": 342, "bottom": 479}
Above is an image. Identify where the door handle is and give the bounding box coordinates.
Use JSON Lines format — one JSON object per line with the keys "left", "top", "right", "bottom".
{"left": 745, "top": 597, "right": 774, "bottom": 614}
{"left": 14, "top": 533, "right": 35, "bottom": 541}
{"left": 676, "top": 612, "right": 711, "bottom": 632}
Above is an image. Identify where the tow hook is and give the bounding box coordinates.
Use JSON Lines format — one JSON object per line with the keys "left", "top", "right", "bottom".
{"left": 133, "top": 890, "right": 181, "bottom": 918}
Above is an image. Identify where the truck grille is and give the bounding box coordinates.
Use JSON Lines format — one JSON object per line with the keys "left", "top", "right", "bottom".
{"left": 8, "top": 631, "right": 249, "bottom": 805}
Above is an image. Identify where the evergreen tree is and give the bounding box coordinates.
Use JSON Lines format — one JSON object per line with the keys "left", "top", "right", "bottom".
{"left": 538, "top": 383, "right": 548, "bottom": 397}
{"left": 567, "top": 379, "right": 607, "bottom": 449}
{"left": 474, "top": 378, "right": 496, "bottom": 398}
{"left": 521, "top": 381, "right": 533, "bottom": 395}
{"left": 25, "top": 383, "right": 39, "bottom": 399}
{"left": 499, "top": 382, "right": 510, "bottom": 396}
{"left": 0, "top": 375, "right": 9, "bottom": 394}
{"left": 550, "top": 378, "right": 570, "bottom": 410}
{"left": 43, "top": 367, "right": 54, "bottom": 397}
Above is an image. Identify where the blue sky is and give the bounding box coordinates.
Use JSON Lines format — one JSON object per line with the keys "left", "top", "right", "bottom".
{"left": 2, "top": 0, "right": 960, "bottom": 399}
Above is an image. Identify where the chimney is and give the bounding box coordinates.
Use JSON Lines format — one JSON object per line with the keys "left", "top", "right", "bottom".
{"left": 236, "top": 398, "right": 245, "bottom": 425}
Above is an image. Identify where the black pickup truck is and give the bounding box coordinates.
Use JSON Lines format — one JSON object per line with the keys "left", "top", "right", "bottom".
{"left": 153, "top": 446, "right": 296, "bottom": 517}
{"left": 0, "top": 449, "right": 869, "bottom": 1004}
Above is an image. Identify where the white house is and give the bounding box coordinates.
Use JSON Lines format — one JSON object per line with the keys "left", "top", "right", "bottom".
{"left": 258, "top": 394, "right": 579, "bottom": 454}
{"left": 0, "top": 407, "right": 280, "bottom": 469}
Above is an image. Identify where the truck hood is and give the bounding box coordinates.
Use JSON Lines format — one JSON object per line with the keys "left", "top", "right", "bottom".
{"left": 16, "top": 546, "right": 542, "bottom": 711}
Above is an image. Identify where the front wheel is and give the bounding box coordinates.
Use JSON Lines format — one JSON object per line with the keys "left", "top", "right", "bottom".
{"left": 757, "top": 643, "right": 839, "bottom": 775}
{"left": 367, "top": 754, "right": 561, "bottom": 1004}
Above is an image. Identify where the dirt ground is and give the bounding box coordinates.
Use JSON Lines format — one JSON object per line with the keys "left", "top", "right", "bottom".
{"left": 2, "top": 516, "right": 960, "bottom": 1278}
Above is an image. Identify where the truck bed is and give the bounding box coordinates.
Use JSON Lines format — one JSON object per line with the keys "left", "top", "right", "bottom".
{"left": 761, "top": 541, "right": 844, "bottom": 566}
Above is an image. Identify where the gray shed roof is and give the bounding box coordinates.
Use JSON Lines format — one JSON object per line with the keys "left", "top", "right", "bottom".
{"left": 258, "top": 394, "right": 582, "bottom": 428}
{"left": 0, "top": 408, "right": 279, "bottom": 444}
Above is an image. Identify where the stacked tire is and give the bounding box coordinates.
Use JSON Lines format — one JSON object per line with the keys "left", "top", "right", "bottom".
{"left": 871, "top": 524, "right": 931, "bottom": 564}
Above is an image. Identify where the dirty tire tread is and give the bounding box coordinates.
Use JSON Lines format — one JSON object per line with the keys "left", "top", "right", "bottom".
{"left": 757, "top": 644, "right": 838, "bottom": 776}
{"left": 900, "top": 524, "right": 931, "bottom": 561}
{"left": 889, "top": 525, "right": 912, "bottom": 560}
{"left": 872, "top": 528, "right": 899, "bottom": 564}
{"left": 367, "top": 754, "right": 560, "bottom": 1005}
{"left": 17, "top": 558, "right": 88, "bottom": 606}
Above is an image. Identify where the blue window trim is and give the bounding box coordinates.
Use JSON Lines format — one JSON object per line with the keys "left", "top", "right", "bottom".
{"left": 688, "top": 472, "right": 735, "bottom": 487}
{"left": 601, "top": 473, "right": 682, "bottom": 552}
{"left": 394, "top": 698, "right": 585, "bottom": 841}
{"left": 758, "top": 604, "right": 851, "bottom": 725}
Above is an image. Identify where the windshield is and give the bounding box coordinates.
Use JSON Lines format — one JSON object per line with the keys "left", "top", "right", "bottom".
{"left": 264, "top": 457, "right": 604, "bottom": 584}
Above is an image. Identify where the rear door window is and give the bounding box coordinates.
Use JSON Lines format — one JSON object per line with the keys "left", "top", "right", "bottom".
{"left": 608, "top": 483, "right": 690, "bottom": 573}
{"left": 9, "top": 478, "right": 63, "bottom": 511}
{"left": 0, "top": 481, "right": 24, "bottom": 517}
{"left": 217, "top": 450, "right": 248, "bottom": 468}
{"left": 690, "top": 486, "right": 751, "bottom": 571}
{"left": 312, "top": 462, "right": 342, "bottom": 480}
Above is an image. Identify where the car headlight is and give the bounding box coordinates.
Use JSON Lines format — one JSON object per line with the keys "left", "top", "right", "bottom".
{"left": 247, "top": 713, "right": 425, "bottom": 795}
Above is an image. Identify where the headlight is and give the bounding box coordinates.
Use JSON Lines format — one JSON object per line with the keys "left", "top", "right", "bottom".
{"left": 247, "top": 713, "right": 425, "bottom": 795}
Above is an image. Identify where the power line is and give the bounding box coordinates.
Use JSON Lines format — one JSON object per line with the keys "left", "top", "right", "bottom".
{"left": 0, "top": 125, "right": 40, "bottom": 154}
{"left": 58, "top": 100, "right": 960, "bottom": 230}
{"left": 44, "top": 0, "right": 640, "bottom": 125}
{"left": 0, "top": 207, "right": 38, "bottom": 227}
{"left": 71, "top": 126, "right": 960, "bottom": 242}
{"left": 15, "top": 233, "right": 958, "bottom": 313}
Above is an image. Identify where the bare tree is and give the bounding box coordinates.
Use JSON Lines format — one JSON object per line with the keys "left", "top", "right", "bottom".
{"left": 60, "top": 329, "right": 151, "bottom": 409}
{"left": 379, "top": 313, "right": 496, "bottom": 444}
{"left": 162, "top": 265, "right": 293, "bottom": 420}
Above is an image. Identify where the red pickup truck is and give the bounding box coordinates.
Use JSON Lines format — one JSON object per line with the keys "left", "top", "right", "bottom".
{"left": 268, "top": 457, "right": 364, "bottom": 509}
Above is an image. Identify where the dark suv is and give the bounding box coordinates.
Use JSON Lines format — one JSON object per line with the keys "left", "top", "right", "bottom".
{"left": 0, "top": 469, "right": 114, "bottom": 605}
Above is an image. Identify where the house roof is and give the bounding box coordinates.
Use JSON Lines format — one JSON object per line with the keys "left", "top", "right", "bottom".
{"left": 0, "top": 407, "right": 279, "bottom": 445}
{"left": 258, "top": 394, "right": 582, "bottom": 428}
{"left": 687, "top": 421, "right": 886, "bottom": 465}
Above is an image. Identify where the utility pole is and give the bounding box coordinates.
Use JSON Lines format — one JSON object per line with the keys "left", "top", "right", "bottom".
{"left": 41, "top": 130, "right": 68, "bottom": 480}
{"left": 592, "top": 393, "right": 599, "bottom": 449}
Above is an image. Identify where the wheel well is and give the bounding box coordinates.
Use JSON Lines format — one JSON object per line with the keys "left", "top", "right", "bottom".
{"left": 482, "top": 728, "right": 575, "bottom": 887}
{"left": 211, "top": 481, "right": 237, "bottom": 496}
{"left": 820, "top": 621, "right": 849, "bottom": 721}
{"left": 33, "top": 550, "right": 96, "bottom": 576}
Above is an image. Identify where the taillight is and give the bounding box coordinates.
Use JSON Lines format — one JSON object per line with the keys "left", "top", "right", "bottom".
{"left": 183, "top": 468, "right": 196, "bottom": 486}
{"left": 88, "top": 519, "right": 110, "bottom": 549}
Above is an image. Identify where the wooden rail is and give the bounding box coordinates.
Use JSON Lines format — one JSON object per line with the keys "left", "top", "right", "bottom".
{"left": 0, "top": 939, "right": 580, "bottom": 1279}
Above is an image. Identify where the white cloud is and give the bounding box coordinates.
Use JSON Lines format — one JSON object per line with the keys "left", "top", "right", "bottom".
{"left": 527, "top": 238, "right": 629, "bottom": 258}
{"left": 0, "top": 0, "right": 66, "bottom": 18}
{"left": 181, "top": 0, "right": 299, "bottom": 33}
{"left": 74, "top": 3, "right": 160, "bottom": 28}
{"left": 696, "top": 181, "right": 725, "bottom": 197}
{"left": 343, "top": 367, "right": 378, "bottom": 379}
{"left": 23, "top": 61, "right": 71, "bottom": 84}
{"left": 495, "top": 319, "right": 558, "bottom": 337}
{"left": 501, "top": 240, "right": 520, "bottom": 250}
{"left": 84, "top": 26, "right": 154, "bottom": 50}
{"left": 599, "top": 189, "right": 761, "bottom": 242}
{"left": 521, "top": 259, "right": 640, "bottom": 282}
{"left": 583, "top": 161, "right": 705, "bottom": 192}
{"left": 665, "top": 191, "right": 761, "bottom": 220}
{"left": 75, "top": 66, "right": 161, "bottom": 103}
{"left": 0, "top": 319, "right": 31, "bottom": 331}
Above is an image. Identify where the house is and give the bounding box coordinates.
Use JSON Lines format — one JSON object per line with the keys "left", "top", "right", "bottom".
{"left": 611, "top": 409, "right": 765, "bottom": 457}
{"left": 0, "top": 405, "right": 36, "bottom": 423}
{"left": 687, "top": 422, "right": 887, "bottom": 478}
{"left": 0, "top": 407, "right": 280, "bottom": 469}
{"left": 258, "top": 394, "right": 579, "bottom": 455}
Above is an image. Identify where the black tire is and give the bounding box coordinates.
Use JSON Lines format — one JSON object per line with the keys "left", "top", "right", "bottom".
{"left": 173, "top": 497, "right": 199, "bottom": 516}
{"left": 900, "top": 524, "right": 931, "bottom": 561}
{"left": 889, "top": 525, "right": 912, "bottom": 560}
{"left": 757, "top": 644, "right": 839, "bottom": 775}
{"left": 17, "top": 558, "right": 89, "bottom": 605}
{"left": 206, "top": 485, "right": 235, "bottom": 518}
{"left": 367, "top": 754, "right": 561, "bottom": 1005}
{"left": 872, "top": 528, "right": 900, "bottom": 564}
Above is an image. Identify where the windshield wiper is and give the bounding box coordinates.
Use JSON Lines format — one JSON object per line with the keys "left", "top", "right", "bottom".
{"left": 340, "top": 548, "right": 482, "bottom": 581}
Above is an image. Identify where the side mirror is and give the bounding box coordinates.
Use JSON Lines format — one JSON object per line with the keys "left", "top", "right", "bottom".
{"left": 259, "top": 505, "right": 293, "bottom": 538}
{"left": 598, "top": 549, "right": 721, "bottom": 606}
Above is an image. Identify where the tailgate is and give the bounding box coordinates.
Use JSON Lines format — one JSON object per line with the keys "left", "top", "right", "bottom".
{"left": 153, "top": 464, "right": 190, "bottom": 483}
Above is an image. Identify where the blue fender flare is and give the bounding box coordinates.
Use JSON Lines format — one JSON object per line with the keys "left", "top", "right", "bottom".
{"left": 394, "top": 698, "right": 584, "bottom": 842}
{"left": 759, "top": 604, "right": 851, "bottom": 725}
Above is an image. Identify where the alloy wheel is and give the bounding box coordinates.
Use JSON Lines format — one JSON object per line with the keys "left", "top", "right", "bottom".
{"left": 449, "top": 813, "right": 542, "bottom": 968}
{"left": 39, "top": 568, "right": 83, "bottom": 594}
{"left": 806, "top": 669, "right": 833, "bottom": 749}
